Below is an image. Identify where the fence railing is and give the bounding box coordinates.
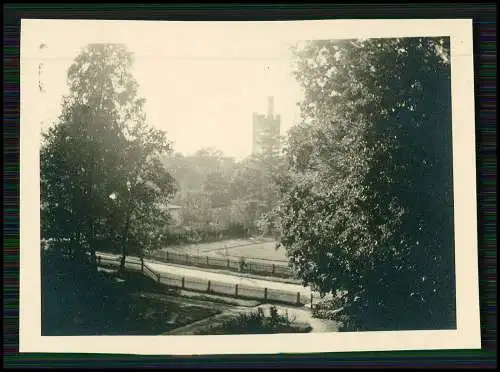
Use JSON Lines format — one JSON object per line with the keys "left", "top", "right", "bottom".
{"left": 96, "top": 254, "right": 312, "bottom": 307}
{"left": 145, "top": 250, "right": 294, "bottom": 279}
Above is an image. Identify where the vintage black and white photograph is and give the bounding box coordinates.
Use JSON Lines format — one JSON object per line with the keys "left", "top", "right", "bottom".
{"left": 20, "top": 19, "right": 480, "bottom": 355}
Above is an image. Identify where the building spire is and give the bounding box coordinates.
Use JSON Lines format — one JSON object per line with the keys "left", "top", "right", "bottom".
{"left": 253, "top": 96, "right": 280, "bottom": 155}
{"left": 267, "top": 96, "right": 274, "bottom": 118}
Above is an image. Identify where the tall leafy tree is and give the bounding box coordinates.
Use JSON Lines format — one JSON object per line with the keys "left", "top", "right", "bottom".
{"left": 41, "top": 44, "right": 176, "bottom": 271}
{"left": 41, "top": 44, "right": 131, "bottom": 262}
{"left": 276, "top": 37, "right": 455, "bottom": 331}
{"left": 115, "top": 116, "right": 177, "bottom": 271}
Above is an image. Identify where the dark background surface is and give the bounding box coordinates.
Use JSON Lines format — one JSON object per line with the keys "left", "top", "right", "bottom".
{"left": 3, "top": 3, "right": 496, "bottom": 369}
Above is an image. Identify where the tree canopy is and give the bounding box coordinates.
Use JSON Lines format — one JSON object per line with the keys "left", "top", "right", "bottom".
{"left": 162, "top": 135, "right": 287, "bottom": 240}
{"left": 274, "top": 37, "right": 455, "bottom": 331}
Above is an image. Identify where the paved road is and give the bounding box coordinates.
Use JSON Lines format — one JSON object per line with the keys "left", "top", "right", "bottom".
{"left": 148, "top": 260, "right": 312, "bottom": 296}
{"left": 97, "top": 252, "right": 315, "bottom": 298}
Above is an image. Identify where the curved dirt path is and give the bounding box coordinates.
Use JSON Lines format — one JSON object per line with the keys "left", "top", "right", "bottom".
{"left": 166, "top": 304, "right": 340, "bottom": 335}
{"left": 257, "top": 304, "right": 340, "bottom": 333}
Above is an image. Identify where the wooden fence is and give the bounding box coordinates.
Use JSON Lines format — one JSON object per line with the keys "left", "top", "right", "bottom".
{"left": 97, "top": 254, "right": 311, "bottom": 307}
{"left": 146, "top": 250, "right": 293, "bottom": 278}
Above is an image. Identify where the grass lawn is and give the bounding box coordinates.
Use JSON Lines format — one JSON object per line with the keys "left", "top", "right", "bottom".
{"left": 99, "top": 292, "right": 222, "bottom": 335}
{"left": 211, "top": 241, "right": 288, "bottom": 263}
{"left": 176, "top": 290, "right": 262, "bottom": 307}
{"left": 42, "top": 264, "right": 221, "bottom": 336}
{"left": 163, "top": 238, "right": 289, "bottom": 264}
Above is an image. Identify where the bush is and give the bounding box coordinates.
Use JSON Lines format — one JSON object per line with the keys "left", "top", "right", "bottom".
{"left": 311, "top": 295, "right": 344, "bottom": 320}
{"left": 194, "top": 305, "right": 311, "bottom": 335}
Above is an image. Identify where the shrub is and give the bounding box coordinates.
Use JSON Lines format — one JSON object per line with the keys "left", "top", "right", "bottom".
{"left": 311, "top": 295, "right": 344, "bottom": 320}
{"left": 194, "top": 305, "right": 309, "bottom": 335}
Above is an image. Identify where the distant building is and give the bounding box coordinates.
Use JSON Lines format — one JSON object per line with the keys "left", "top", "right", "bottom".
{"left": 157, "top": 203, "right": 183, "bottom": 226}
{"left": 167, "top": 204, "right": 183, "bottom": 226}
{"left": 252, "top": 96, "right": 281, "bottom": 155}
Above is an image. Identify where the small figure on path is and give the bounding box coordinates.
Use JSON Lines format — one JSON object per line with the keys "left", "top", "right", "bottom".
{"left": 239, "top": 256, "right": 247, "bottom": 272}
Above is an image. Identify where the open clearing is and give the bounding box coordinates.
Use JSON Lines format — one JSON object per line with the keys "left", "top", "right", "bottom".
{"left": 162, "top": 238, "right": 289, "bottom": 264}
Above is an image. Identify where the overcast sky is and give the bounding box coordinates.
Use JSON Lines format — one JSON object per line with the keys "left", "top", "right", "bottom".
{"left": 22, "top": 20, "right": 305, "bottom": 160}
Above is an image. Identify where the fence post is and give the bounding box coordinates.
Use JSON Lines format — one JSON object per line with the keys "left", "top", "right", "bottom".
{"left": 181, "top": 277, "right": 185, "bottom": 289}
{"left": 296, "top": 292, "right": 301, "bottom": 305}
{"left": 141, "top": 257, "right": 144, "bottom": 273}
{"left": 227, "top": 259, "right": 230, "bottom": 268}
{"left": 264, "top": 287, "right": 268, "bottom": 301}
{"left": 207, "top": 280, "right": 211, "bottom": 293}
{"left": 310, "top": 292, "right": 313, "bottom": 308}
{"left": 235, "top": 284, "right": 239, "bottom": 297}
{"left": 185, "top": 253, "right": 189, "bottom": 263}
{"left": 206, "top": 256, "right": 209, "bottom": 266}
{"left": 165, "top": 250, "right": 169, "bottom": 261}
{"left": 272, "top": 264, "right": 275, "bottom": 275}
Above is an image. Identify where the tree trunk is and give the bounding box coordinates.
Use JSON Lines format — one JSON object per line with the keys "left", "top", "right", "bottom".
{"left": 120, "top": 191, "right": 133, "bottom": 273}
{"left": 119, "top": 253, "right": 126, "bottom": 273}
{"left": 88, "top": 218, "right": 99, "bottom": 274}
{"left": 120, "top": 218, "right": 130, "bottom": 273}
{"left": 87, "top": 109, "right": 96, "bottom": 271}
{"left": 119, "top": 151, "right": 149, "bottom": 273}
{"left": 89, "top": 248, "right": 98, "bottom": 273}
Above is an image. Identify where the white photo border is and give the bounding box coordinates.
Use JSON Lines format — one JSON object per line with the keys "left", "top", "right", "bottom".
{"left": 19, "top": 18, "right": 480, "bottom": 355}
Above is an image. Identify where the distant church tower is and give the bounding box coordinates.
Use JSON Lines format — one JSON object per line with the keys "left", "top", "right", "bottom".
{"left": 252, "top": 96, "right": 281, "bottom": 155}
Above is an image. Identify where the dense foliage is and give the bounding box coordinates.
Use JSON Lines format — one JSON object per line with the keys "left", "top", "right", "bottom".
{"left": 275, "top": 37, "right": 456, "bottom": 331}
{"left": 162, "top": 143, "right": 286, "bottom": 243}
